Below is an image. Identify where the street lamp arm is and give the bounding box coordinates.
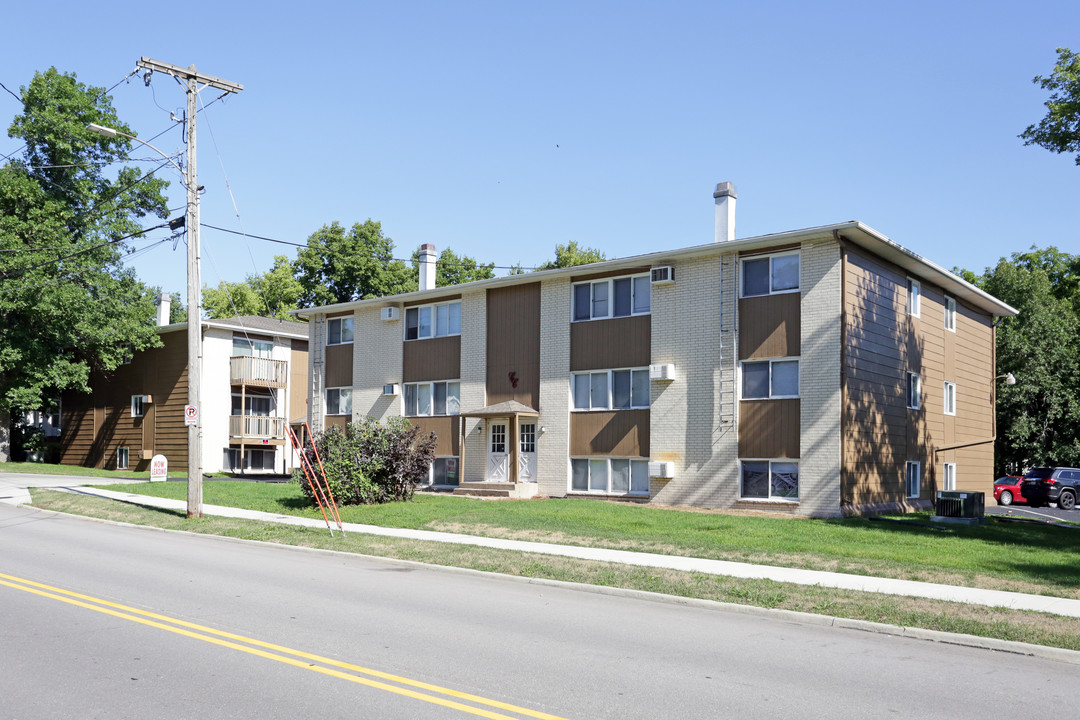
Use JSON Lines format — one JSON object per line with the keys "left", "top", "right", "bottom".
{"left": 86, "top": 123, "right": 186, "bottom": 182}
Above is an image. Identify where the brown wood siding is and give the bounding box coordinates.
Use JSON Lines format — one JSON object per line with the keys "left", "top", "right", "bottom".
{"left": 486, "top": 284, "right": 541, "bottom": 409}
{"left": 569, "top": 315, "right": 651, "bottom": 371}
{"left": 740, "top": 243, "right": 800, "bottom": 257}
{"left": 569, "top": 410, "right": 650, "bottom": 456}
{"left": 403, "top": 335, "right": 461, "bottom": 382}
{"left": 738, "top": 293, "right": 801, "bottom": 360}
{"left": 738, "top": 399, "right": 800, "bottom": 458}
{"left": 324, "top": 343, "right": 353, "bottom": 388}
{"left": 60, "top": 330, "right": 189, "bottom": 471}
{"left": 840, "top": 247, "right": 995, "bottom": 506}
{"left": 326, "top": 310, "right": 353, "bottom": 318}
{"left": 290, "top": 340, "right": 309, "bottom": 422}
{"left": 407, "top": 416, "right": 460, "bottom": 457}
{"left": 570, "top": 266, "right": 651, "bottom": 283}
{"left": 404, "top": 293, "right": 461, "bottom": 307}
{"left": 325, "top": 415, "right": 348, "bottom": 430}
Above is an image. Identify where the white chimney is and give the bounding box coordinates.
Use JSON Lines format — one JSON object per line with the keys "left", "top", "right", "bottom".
{"left": 418, "top": 243, "right": 437, "bottom": 291}
{"left": 155, "top": 292, "right": 171, "bottom": 326}
{"left": 714, "top": 182, "right": 737, "bottom": 243}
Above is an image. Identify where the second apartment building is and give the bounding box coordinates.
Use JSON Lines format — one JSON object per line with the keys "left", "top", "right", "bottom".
{"left": 295, "top": 187, "right": 1017, "bottom": 516}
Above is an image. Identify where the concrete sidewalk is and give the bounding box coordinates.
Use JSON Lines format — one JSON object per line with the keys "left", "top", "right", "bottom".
{"left": 42, "top": 484, "right": 1080, "bottom": 620}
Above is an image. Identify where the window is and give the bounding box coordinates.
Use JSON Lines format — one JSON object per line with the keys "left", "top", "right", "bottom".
{"left": 943, "top": 381, "right": 956, "bottom": 416}
{"left": 430, "top": 457, "right": 459, "bottom": 486}
{"left": 944, "top": 296, "right": 956, "bottom": 332}
{"left": 741, "top": 359, "right": 799, "bottom": 399}
{"left": 907, "top": 278, "right": 921, "bottom": 317}
{"left": 327, "top": 317, "right": 354, "bottom": 345}
{"left": 571, "top": 274, "right": 650, "bottom": 322}
{"left": 906, "top": 461, "right": 921, "bottom": 498}
{"left": 571, "top": 368, "right": 650, "bottom": 410}
{"left": 223, "top": 448, "right": 275, "bottom": 472}
{"left": 326, "top": 387, "right": 352, "bottom": 415}
{"left": 233, "top": 337, "right": 273, "bottom": 358}
{"left": 943, "top": 462, "right": 957, "bottom": 492}
{"left": 570, "top": 458, "right": 649, "bottom": 495}
{"left": 404, "top": 381, "right": 460, "bottom": 416}
{"left": 741, "top": 252, "right": 800, "bottom": 297}
{"left": 520, "top": 423, "right": 536, "bottom": 454}
{"left": 740, "top": 460, "right": 799, "bottom": 500}
{"left": 117, "top": 447, "right": 129, "bottom": 470}
{"left": 130, "top": 395, "right": 147, "bottom": 418}
{"left": 232, "top": 394, "right": 274, "bottom": 416}
{"left": 405, "top": 301, "right": 461, "bottom": 340}
{"left": 906, "top": 372, "right": 921, "bottom": 409}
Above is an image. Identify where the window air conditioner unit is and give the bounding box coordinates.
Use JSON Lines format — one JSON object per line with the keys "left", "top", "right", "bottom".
{"left": 143, "top": 394, "right": 153, "bottom": 404}
{"left": 381, "top": 306, "right": 400, "bottom": 321}
{"left": 383, "top": 383, "right": 399, "bottom": 396}
{"left": 650, "top": 266, "right": 674, "bottom": 284}
{"left": 649, "top": 363, "right": 675, "bottom": 381}
{"left": 648, "top": 461, "right": 675, "bottom": 478}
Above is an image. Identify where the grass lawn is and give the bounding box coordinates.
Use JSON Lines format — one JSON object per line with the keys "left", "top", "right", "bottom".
{"left": 91, "top": 480, "right": 1080, "bottom": 600}
{"left": 29, "top": 486, "right": 1080, "bottom": 653}
{"left": 0, "top": 461, "right": 195, "bottom": 479}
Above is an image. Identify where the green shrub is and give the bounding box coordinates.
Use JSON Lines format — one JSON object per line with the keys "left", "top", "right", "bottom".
{"left": 294, "top": 417, "right": 437, "bottom": 505}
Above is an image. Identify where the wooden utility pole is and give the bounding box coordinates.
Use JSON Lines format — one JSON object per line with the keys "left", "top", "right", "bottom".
{"left": 136, "top": 58, "right": 243, "bottom": 518}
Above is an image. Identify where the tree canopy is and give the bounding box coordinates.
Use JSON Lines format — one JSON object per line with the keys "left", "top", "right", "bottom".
{"left": 536, "top": 240, "right": 607, "bottom": 270}
{"left": 410, "top": 246, "right": 495, "bottom": 287}
{"left": 1, "top": 68, "right": 169, "bottom": 427}
{"left": 203, "top": 255, "right": 302, "bottom": 320}
{"left": 1020, "top": 47, "right": 1080, "bottom": 165}
{"left": 963, "top": 246, "right": 1080, "bottom": 472}
{"left": 295, "top": 220, "right": 416, "bottom": 306}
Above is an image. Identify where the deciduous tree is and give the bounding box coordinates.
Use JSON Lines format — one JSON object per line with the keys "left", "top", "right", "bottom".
{"left": 536, "top": 240, "right": 607, "bottom": 270}
{"left": 295, "top": 220, "right": 415, "bottom": 305}
{"left": 1020, "top": 47, "right": 1080, "bottom": 165}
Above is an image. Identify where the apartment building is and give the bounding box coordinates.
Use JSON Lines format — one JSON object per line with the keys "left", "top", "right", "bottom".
{"left": 61, "top": 296, "right": 309, "bottom": 475}
{"left": 295, "top": 186, "right": 1017, "bottom": 516}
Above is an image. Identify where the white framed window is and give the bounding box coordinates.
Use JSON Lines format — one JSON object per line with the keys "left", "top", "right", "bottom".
{"left": 327, "top": 317, "right": 354, "bottom": 345}
{"left": 571, "top": 368, "right": 650, "bottom": 410}
{"left": 325, "top": 387, "right": 352, "bottom": 416}
{"left": 520, "top": 423, "right": 536, "bottom": 453}
{"left": 117, "top": 447, "right": 130, "bottom": 470}
{"left": 741, "top": 359, "right": 800, "bottom": 399}
{"left": 428, "top": 457, "right": 459, "bottom": 486}
{"left": 405, "top": 301, "right": 461, "bottom": 340}
{"left": 740, "top": 460, "right": 799, "bottom": 500}
{"left": 233, "top": 337, "right": 273, "bottom": 358}
{"left": 906, "top": 371, "right": 921, "bottom": 409}
{"left": 943, "top": 381, "right": 956, "bottom": 416}
{"left": 570, "top": 457, "right": 649, "bottom": 495}
{"left": 906, "top": 461, "right": 921, "bottom": 498}
{"left": 907, "top": 278, "right": 921, "bottom": 317}
{"left": 740, "top": 252, "right": 800, "bottom": 297}
{"left": 944, "top": 296, "right": 956, "bottom": 332}
{"left": 571, "top": 273, "right": 651, "bottom": 322}
{"left": 130, "top": 395, "right": 147, "bottom": 418}
{"left": 223, "top": 448, "right": 276, "bottom": 472}
{"left": 943, "top": 462, "right": 957, "bottom": 492}
{"left": 231, "top": 393, "right": 274, "bottom": 417}
{"left": 404, "top": 380, "right": 460, "bottom": 416}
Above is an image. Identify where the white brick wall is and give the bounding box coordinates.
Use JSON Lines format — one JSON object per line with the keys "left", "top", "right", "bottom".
{"left": 354, "top": 307, "right": 403, "bottom": 422}
{"left": 798, "top": 240, "right": 843, "bottom": 517}
{"left": 537, "top": 278, "right": 571, "bottom": 496}
{"left": 460, "top": 290, "right": 487, "bottom": 482}
{"left": 650, "top": 254, "right": 739, "bottom": 506}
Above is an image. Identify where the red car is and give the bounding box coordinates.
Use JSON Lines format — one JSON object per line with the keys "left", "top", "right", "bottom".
{"left": 993, "top": 476, "right": 1026, "bottom": 506}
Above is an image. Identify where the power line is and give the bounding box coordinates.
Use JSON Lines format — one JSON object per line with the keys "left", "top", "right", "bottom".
{"left": 0, "top": 221, "right": 171, "bottom": 280}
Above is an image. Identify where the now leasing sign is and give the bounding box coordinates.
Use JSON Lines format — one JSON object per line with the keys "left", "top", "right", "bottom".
{"left": 150, "top": 454, "right": 168, "bottom": 482}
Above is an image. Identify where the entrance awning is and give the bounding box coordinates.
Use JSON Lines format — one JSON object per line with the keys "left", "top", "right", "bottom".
{"left": 457, "top": 401, "right": 539, "bottom": 486}
{"left": 460, "top": 400, "right": 539, "bottom": 419}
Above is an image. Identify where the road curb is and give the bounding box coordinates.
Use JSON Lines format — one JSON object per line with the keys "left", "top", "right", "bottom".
{"left": 16, "top": 500, "right": 1080, "bottom": 666}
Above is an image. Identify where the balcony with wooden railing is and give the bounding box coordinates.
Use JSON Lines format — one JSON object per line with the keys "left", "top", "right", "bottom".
{"left": 230, "top": 356, "right": 288, "bottom": 388}
{"left": 229, "top": 415, "right": 287, "bottom": 444}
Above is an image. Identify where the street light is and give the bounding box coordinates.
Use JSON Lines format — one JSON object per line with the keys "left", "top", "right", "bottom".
{"left": 87, "top": 120, "right": 204, "bottom": 517}
{"left": 996, "top": 373, "right": 1017, "bottom": 386}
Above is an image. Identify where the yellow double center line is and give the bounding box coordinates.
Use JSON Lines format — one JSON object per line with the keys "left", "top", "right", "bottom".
{"left": 0, "top": 572, "right": 569, "bottom": 720}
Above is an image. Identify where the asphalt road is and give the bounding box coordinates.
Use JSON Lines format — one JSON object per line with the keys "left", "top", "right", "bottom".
{"left": 0, "top": 503, "right": 1074, "bottom": 719}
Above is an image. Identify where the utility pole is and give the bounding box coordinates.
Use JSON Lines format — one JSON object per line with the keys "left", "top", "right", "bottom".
{"left": 136, "top": 58, "right": 243, "bottom": 518}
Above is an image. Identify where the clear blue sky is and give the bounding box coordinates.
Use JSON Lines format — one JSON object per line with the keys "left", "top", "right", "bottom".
{"left": 3, "top": 1, "right": 1078, "bottom": 302}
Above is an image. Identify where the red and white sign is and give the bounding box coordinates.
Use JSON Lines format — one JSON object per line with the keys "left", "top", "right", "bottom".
{"left": 184, "top": 405, "right": 198, "bottom": 426}
{"left": 150, "top": 454, "right": 168, "bottom": 482}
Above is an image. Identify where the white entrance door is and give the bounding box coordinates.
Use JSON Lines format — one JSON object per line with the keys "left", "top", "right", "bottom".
{"left": 518, "top": 422, "right": 537, "bottom": 482}
{"left": 486, "top": 419, "right": 509, "bottom": 482}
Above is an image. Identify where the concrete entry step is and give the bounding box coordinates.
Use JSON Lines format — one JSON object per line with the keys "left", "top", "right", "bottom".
{"left": 452, "top": 487, "right": 512, "bottom": 498}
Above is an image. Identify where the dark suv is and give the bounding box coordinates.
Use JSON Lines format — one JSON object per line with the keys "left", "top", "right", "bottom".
{"left": 1019, "top": 467, "right": 1080, "bottom": 510}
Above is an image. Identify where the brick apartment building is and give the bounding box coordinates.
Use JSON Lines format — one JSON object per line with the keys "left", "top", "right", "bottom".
{"left": 294, "top": 185, "right": 1017, "bottom": 516}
